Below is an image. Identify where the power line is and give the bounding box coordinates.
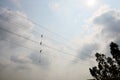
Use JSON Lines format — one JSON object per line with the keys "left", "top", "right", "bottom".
{"left": 0, "top": 27, "right": 39, "bottom": 44}
{"left": 0, "top": 27, "right": 81, "bottom": 60}
{"left": 0, "top": 9, "right": 84, "bottom": 61}
{"left": 0, "top": 27, "right": 80, "bottom": 63}
{"left": 0, "top": 27, "right": 94, "bottom": 59}
{"left": 0, "top": 23, "right": 100, "bottom": 66}
{"left": 0, "top": 14, "right": 78, "bottom": 52}
{"left": 3, "top": 37, "right": 87, "bottom": 65}
{"left": 3, "top": 37, "right": 39, "bottom": 52}
{"left": 44, "top": 36, "right": 77, "bottom": 51}
{"left": 1, "top": 8, "right": 79, "bottom": 46}
{"left": 43, "top": 44, "right": 80, "bottom": 59}
{"left": 0, "top": 9, "right": 107, "bottom": 60}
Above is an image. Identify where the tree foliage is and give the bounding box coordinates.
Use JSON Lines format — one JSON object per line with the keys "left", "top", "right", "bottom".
{"left": 89, "top": 42, "right": 120, "bottom": 80}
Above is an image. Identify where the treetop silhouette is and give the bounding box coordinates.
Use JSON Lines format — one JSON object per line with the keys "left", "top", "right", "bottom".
{"left": 89, "top": 42, "right": 120, "bottom": 80}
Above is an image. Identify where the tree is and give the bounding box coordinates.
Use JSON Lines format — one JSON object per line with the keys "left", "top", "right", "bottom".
{"left": 89, "top": 42, "right": 120, "bottom": 80}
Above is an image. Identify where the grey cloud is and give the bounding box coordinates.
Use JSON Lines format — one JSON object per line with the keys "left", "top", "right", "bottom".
{"left": 0, "top": 7, "right": 31, "bottom": 57}
{"left": 4, "top": 6, "right": 120, "bottom": 80}
{"left": 0, "top": 60, "right": 8, "bottom": 71}
{"left": 29, "top": 52, "right": 50, "bottom": 68}
{"left": 88, "top": 9, "right": 120, "bottom": 56}
{"left": 0, "top": 8, "right": 33, "bottom": 45}
{"left": 0, "top": 7, "right": 50, "bottom": 72}
{"left": 76, "top": 9, "right": 120, "bottom": 61}
{"left": 0, "top": 7, "right": 53, "bottom": 80}
{"left": 0, "top": 7, "right": 30, "bottom": 72}
{"left": 70, "top": 9, "right": 120, "bottom": 80}
{"left": 10, "top": 54, "right": 29, "bottom": 64}
{"left": 93, "top": 10, "right": 120, "bottom": 40}
{"left": 78, "top": 43, "right": 99, "bottom": 60}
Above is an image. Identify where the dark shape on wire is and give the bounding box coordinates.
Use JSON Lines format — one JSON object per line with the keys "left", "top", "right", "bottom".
{"left": 40, "top": 50, "right": 42, "bottom": 53}
{"left": 40, "top": 42, "right": 42, "bottom": 45}
{"left": 41, "top": 34, "right": 43, "bottom": 38}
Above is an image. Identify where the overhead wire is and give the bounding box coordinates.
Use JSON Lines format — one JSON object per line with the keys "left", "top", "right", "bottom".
{"left": 44, "top": 36, "right": 77, "bottom": 51}
{"left": 0, "top": 27, "right": 84, "bottom": 64}
{"left": 2, "top": 36, "right": 39, "bottom": 52}
{"left": 0, "top": 26, "right": 82, "bottom": 60}
{"left": 0, "top": 13, "right": 78, "bottom": 52}
{"left": 0, "top": 8, "right": 88, "bottom": 63}
{"left": 2, "top": 36, "right": 88, "bottom": 65}
{"left": 0, "top": 27, "right": 39, "bottom": 44}
{"left": 0, "top": 7, "right": 103, "bottom": 66}
{"left": 1, "top": 8, "right": 79, "bottom": 46}
{"left": 0, "top": 14, "right": 85, "bottom": 63}
{"left": 0, "top": 16, "right": 103, "bottom": 66}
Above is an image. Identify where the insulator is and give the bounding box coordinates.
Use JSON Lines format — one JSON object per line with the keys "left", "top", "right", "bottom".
{"left": 41, "top": 35, "right": 43, "bottom": 38}
{"left": 40, "top": 42, "right": 42, "bottom": 45}
{"left": 40, "top": 50, "right": 42, "bottom": 53}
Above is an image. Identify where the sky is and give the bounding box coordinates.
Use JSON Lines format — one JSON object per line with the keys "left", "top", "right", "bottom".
{"left": 0, "top": 0, "right": 120, "bottom": 80}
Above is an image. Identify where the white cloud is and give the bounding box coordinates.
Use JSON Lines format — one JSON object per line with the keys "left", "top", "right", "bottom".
{"left": 91, "top": 7, "right": 120, "bottom": 43}
{"left": 0, "top": 7, "right": 92, "bottom": 80}
{"left": 2, "top": 4, "right": 120, "bottom": 80}
{"left": 72, "top": 5, "right": 120, "bottom": 76}
{"left": 48, "top": 2, "right": 61, "bottom": 11}
{"left": 0, "top": 7, "right": 51, "bottom": 80}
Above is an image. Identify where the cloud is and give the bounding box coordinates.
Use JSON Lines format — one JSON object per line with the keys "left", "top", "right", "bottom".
{"left": 0, "top": 7, "right": 92, "bottom": 80}
{"left": 87, "top": 6, "right": 120, "bottom": 48}
{"left": 2, "top": 5, "right": 120, "bottom": 80}
{"left": 93, "top": 9, "right": 120, "bottom": 38}
{"left": 65, "top": 6, "right": 120, "bottom": 80}
{"left": 11, "top": 0, "right": 22, "bottom": 8}
{"left": 0, "top": 7, "right": 51, "bottom": 80}
{"left": 48, "top": 2, "right": 61, "bottom": 11}
{"left": 29, "top": 52, "right": 50, "bottom": 68}
{"left": 76, "top": 5, "right": 120, "bottom": 62}
{"left": 0, "top": 7, "right": 34, "bottom": 58}
{"left": 78, "top": 43, "right": 99, "bottom": 60}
